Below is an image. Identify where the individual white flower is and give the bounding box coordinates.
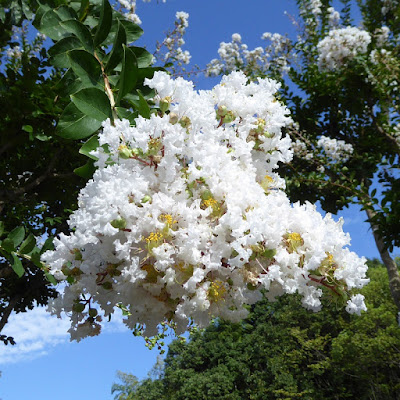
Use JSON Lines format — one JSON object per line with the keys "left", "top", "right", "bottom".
{"left": 346, "top": 294, "right": 367, "bottom": 315}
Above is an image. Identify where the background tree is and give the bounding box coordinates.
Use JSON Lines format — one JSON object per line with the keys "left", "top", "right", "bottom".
{"left": 117, "top": 259, "right": 400, "bottom": 400}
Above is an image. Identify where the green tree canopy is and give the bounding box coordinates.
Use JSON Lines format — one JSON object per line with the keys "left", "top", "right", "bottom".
{"left": 117, "top": 259, "right": 400, "bottom": 400}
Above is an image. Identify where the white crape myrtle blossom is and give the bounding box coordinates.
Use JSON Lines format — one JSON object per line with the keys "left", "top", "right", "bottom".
{"left": 317, "top": 136, "right": 354, "bottom": 162}
{"left": 116, "top": 0, "right": 166, "bottom": 25}
{"left": 206, "top": 32, "right": 292, "bottom": 77}
{"left": 157, "top": 11, "right": 191, "bottom": 66}
{"left": 309, "top": 0, "right": 322, "bottom": 17}
{"left": 206, "top": 33, "right": 243, "bottom": 77}
{"left": 327, "top": 6, "right": 340, "bottom": 28}
{"left": 317, "top": 27, "right": 372, "bottom": 71}
{"left": 6, "top": 46, "right": 22, "bottom": 59}
{"left": 374, "top": 26, "right": 390, "bottom": 48}
{"left": 381, "top": 0, "right": 398, "bottom": 15}
{"left": 43, "top": 71, "right": 369, "bottom": 342}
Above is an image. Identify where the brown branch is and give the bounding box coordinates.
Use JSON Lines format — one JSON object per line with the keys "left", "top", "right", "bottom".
{"left": 369, "top": 107, "right": 400, "bottom": 153}
{"left": 12, "top": 150, "right": 60, "bottom": 197}
{"left": 94, "top": 51, "right": 117, "bottom": 122}
{"left": 0, "top": 295, "right": 20, "bottom": 333}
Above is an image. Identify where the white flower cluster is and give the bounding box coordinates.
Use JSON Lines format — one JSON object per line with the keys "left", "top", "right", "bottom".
{"left": 6, "top": 46, "right": 22, "bottom": 59}
{"left": 309, "top": 0, "right": 322, "bottom": 17}
{"left": 116, "top": 0, "right": 166, "bottom": 25}
{"left": 317, "top": 136, "right": 354, "bottom": 162}
{"left": 327, "top": 6, "right": 340, "bottom": 28}
{"left": 206, "top": 33, "right": 244, "bottom": 76}
{"left": 43, "top": 71, "right": 368, "bottom": 341}
{"left": 374, "top": 26, "right": 390, "bottom": 48}
{"left": 206, "top": 32, "right": 292, "bottom": 77}
{"left": 317, "top": 27, "right": 371, "bottom": 71}
{"left": 161, "top": 11, "right": 191, "bottom": 65}
{"left": 381, "top": 0, "right": 397, "bottom": 15}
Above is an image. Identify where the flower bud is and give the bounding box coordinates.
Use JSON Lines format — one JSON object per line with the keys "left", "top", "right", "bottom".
{"left": 179, "top": 116, "right": 191, "bottom": 128}
{"left": 141, "top": 195, "right": 152, "bottom": 203}
{"left": 152, "top": 155, "right": 162, "bottom": 163}
{"left": 223, "top": 111, "right": 236, "bottom": 124}
{"left": 159, "top": 96, "right": 172, "bottom": 113}
{"left": 111, "top": 217, "right": 127, "bottom": 230}
{"left": 102, "top": 281, "right": 112, "bottom": 290}
{"left": 72, "top": 303, "right": 85, "bottom": 313}
{"left": 169, "top": 112, "right": 179, "bottom": 125}
{"left": 216, "top": 105, "right": 228, "bottom": 117}
{"left": 89, "top": 308, "right": 98, "bottom": 318}
{"left": 131, "top": 148, "right": 141, "bottom": 156}
{"left": 118, "top": 145, "right": 132, "bottom": 159}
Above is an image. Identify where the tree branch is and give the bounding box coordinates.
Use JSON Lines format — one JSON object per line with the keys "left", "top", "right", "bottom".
{"left": 0, "top": 295, "right": 20, "bottom": 333}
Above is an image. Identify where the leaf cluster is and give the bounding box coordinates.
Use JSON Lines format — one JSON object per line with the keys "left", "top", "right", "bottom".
{"left": 0, "top": 0, "right": 160, "bottom": 342}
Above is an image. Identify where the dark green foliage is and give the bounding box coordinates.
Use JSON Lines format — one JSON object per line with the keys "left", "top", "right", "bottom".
{"left": 0, "top": 0, "right": 160, "bottom": 343}
{"left": 282, "top": 1, "right": 400, "bottom": 252}
{"left": 121, "top": 261, "right": 400, "bottom": 400}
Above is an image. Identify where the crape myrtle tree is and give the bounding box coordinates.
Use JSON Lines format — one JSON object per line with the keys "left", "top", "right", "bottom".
{"left": 111, "top": 260, "right": 400, "bottom": 400}
{"left": 0, "top": 0, "right": 382, "bottom": 346}
{"left": 205, "top": 0, "right": 400, "bottom": 312}
{"left": 39, "top": 0, "right": 370, "bottom": 345}
{"left": 0, "top": 0, "right": 160, "bottom": 343}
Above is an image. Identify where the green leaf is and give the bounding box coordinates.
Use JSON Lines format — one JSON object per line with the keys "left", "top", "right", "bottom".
{"left": 60, "top": 19, "right": 94, "bottom": 52}
{"left": 8, "top": 226, "right": 25, "bottom": 247}
{"left": 11, "top": 253, "right": 25, "bottom": 278}
{"left": 0, "top": 8, "right": 5, "bottom": 22}
{"left": 136, "top": 90, "right": 151, "bottom": 119}
{"left": 80, "top": 135, "right": 100, "bottom": 160}
{"left": 45, "top": 272, "right": 57, "bottom": 285}
{"left": 0, "top": 221, "right": 4, "bottom": 237}
{"left": 71, "top": 88, "right": 112, "bottom": 121}
{"left": 130, "top": 46, "right": 153, "bottom": 68}
{"left": 53, "top": 69, "right": 86, "bottom": 97}
{"left": 40, "top": 10, "right": 66, "bottom": 41}
{"left": 94, "top": 0, "right": 112, "bottom": 47}
{"left": 116, "top": 107, "right": 137, "bottom": 124}
{"left": 31, "top": 251, "right": 43, "bottom": 268}
{"left": 106, "top": 19, "right": 143, "bottom": 45}
{"left": 54, "top": 5, "right": 78, "bottom": 21}
{"left": 22, "top": 125, "right": 33, "bottom": 133}
{"left": 49, "top": 36, "right": 84, "bottom": 69}
{"left": 105, "top": 20, "right": 127, "bottom": 73}
{"left": 1, "top": 238, "right": 15, "bottom": 253}
{"left": 40, "top": 236, "right": 55, "bottom": 255}
{"left": 74, "top": 160, "right": 96, "bottom": 179}
{"left": 68, "top": 49, "right": 102, "bottom": 87}
{"left": 116, "top": 45, "right": 138, "bottom": 104}
{"left": 19, "top": 234, "right": 36, "bottom": 255}
{"left": 120, "top": 20, "right": 143, "bottom": 43}
{"left": 57, "top": 102, "right": 102, "bottom": 139}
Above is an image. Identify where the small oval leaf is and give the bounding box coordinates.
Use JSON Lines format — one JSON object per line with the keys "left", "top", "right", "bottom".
{"left": 94, "top": 0, "right": 112, "bottom": 46}
{"left": 19, "top": 234, "right": 36, "bottom": 255}
{"left": 57, "top": 102, "right": 102, "bottom": 140}
{"left": 71, "top": 88, "right": 112, "bottom": 121}
{"left": 11, "top": 253, "right": 25, "bottom": 278}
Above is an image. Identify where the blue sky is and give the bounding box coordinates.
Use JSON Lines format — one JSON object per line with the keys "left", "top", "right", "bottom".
{"left": 0, "top": 1, "right": 395, "bottom": 399}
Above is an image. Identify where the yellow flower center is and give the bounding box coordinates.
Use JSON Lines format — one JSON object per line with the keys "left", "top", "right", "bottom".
{"left": 145, "top": 231, "right": 163, "bottom": 244}
{"left": 203, "top": 198, "right": 218, "bottom": 209}
{"left": 159, "top": 214, "right": 177, "bottom": 226}
{"left": 208, "top": 280, "right": 227, "bottom": 303}
{"left": 288, "top": 232, "right": 302, "bottom": 241}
